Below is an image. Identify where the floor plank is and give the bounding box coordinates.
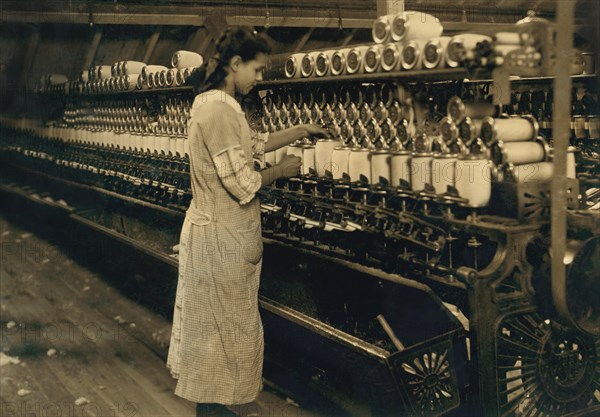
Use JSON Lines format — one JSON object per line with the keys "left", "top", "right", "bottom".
{"left": 0, "top": 212, "right": 320, "bottom": 417}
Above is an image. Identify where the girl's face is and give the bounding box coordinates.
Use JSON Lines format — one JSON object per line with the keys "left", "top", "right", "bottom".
{"left": 232, "top": 52, "right": 267, "bottom": 96}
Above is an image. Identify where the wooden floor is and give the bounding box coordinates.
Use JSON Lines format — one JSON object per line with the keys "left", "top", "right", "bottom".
{"left": 0, "top": 212, "right": 318, "bottom": 417}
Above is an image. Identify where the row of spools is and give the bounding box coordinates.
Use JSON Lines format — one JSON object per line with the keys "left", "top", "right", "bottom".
{"left": 62, "top": 96, "right": 192, "bottom": 136}
{"left": 284, "top": 11, "right": 541, "bottom": 78}
{"left": 265, "top": 96, "right": 576, "bottom": 208}
{"left": 2, "top": 118, "right": 191, "bottom": 160}
{"left": 37, "top": 50, "right": 203, "bottom": 95}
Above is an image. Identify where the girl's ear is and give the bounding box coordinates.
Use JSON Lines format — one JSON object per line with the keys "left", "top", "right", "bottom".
{"left": 229, "top": 55, "right": 242, "bottom": 72}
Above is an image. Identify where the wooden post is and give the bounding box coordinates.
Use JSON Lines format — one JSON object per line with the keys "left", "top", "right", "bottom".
{"left": 376, "top": 0, "right": 404, "bottom": 17}
{"left": 198, "top": 15, "right": 230, "bottom": 62}
{"left": 142, "top": 31, "right": 161, "bottom": 64}
{"left": 551, "top": 0, "right": 574, "bottom": 326}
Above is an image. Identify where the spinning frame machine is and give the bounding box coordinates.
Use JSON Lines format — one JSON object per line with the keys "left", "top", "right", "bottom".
{"left": 1, "top": 3, "right": 599, "bottom": 417}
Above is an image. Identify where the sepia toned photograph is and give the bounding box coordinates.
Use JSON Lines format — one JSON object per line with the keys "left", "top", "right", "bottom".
{"left": 0, "top": 1, "right": 598, "bottom": 416}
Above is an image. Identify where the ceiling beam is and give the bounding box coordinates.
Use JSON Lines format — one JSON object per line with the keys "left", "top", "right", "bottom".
{"left": 225, "top": 16, "right": 373, "bottom": 29}
{"left": 0, "top": 11, "right": 376, "bottom": 29}
{"left": 0, "top": 11, "right": 207, "bottom": 26}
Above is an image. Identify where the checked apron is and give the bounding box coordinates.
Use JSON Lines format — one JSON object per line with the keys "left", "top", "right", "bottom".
{"left": 167, "top": 90, "right": 264, "bottom": 405}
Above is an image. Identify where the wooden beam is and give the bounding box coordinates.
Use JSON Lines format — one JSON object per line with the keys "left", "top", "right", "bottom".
{"left": 183, "top": 28, "right": 207, "bottom": 52}
{"left": 196, "top": 33, "right": 216, "bottom": 61}
{"left": 293, "top": 28, "right": 315, "bottom": 53}
{"left": 142, "top": 31, "right": 161, "bottom": 65}
{"left": 0, "top": 11, "right": 207, "bottom": 26}
{"left": 341, "top": 28, "right": 359, "bottom": 47}
{"left": 83, "top": 28, "right": 102, "bottom": 70}
{"left": 225, "top": 16, "right": 373, "bottom": 28}
{"left": 204, "top": 14, "right": 229, "bottom": 40}
{"left": 17, "top": 27, "right": 40, "bottom": 90}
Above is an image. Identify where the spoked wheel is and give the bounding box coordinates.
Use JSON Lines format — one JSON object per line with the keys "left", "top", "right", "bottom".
{"left": 496, "top": 311, "right": 600, "bottom": 416}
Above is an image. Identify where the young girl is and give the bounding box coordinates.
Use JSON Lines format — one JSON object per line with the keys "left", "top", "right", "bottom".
{"left": 167, "top": 27, "right": 330, "bottom": 417}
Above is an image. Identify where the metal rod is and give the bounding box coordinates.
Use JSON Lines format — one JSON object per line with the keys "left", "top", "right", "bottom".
{"left": 551, "top": 0, "right": 574, "bottom": 323}
{"left": 376, "top": 314, "right": 405, "bottom": 352}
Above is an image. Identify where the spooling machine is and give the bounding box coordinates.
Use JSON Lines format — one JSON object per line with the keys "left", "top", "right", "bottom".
{"left": 255, "top": 83, "right": 600, "bottom": 416}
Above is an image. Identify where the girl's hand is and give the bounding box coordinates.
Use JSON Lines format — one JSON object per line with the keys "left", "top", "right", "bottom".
{"left": 301, "top": 124, "right": 332, "bottom": 138}
{"left": 276, "top": 155, "right": 302, "bottom": 178}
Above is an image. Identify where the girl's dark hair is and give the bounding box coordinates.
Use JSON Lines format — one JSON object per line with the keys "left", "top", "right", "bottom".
{"left": 186, "top": 26, "right": 271, "bottom": 95}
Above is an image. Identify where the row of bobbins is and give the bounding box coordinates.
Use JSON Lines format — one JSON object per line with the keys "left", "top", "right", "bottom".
{"left": 281, "top": 133, "right": 495, "bottom": 208}
{"left": 24, "top": 124, "right": 190, "bottom": 158}
{"left": 443, "top": 96, "right": 577, "bottom": 184}
{"left": 62, "top": 96, "right": 192, "bottom": 136}
{"left": 285, "top": 34, "right": 534, "bottom": 78}
{"left": 260, "top": 84, "right": 415, "bottom": 156}
{"left": 39, "top": 51, "right": 203, "bottom": 95}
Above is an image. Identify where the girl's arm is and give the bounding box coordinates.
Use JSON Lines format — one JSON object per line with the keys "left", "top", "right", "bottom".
{"left": 264, "top": 124, "right": 330, "bottom": 152}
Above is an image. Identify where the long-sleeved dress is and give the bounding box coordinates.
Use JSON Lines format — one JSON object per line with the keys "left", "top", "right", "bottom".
{"left": 167, "top": 89, "right": 268, "bottom": 405}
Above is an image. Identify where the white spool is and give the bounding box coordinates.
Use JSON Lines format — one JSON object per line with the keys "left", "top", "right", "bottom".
{"left": 494, "top": 32, "right": 522, "bottom": 45}
{"left": 47, "top": 73, "right": 68, "bottom": 85}
{"left": 169, "top": 136, "right": 178, "bottom": 156}
{"left": 455, "top": 156, "right": 493, "bottom": 207}
{"left": 346, "top": 46, "right": 370, "bottom": 75}
{"left": 410, "top": 153, "right": 433, "bottom": 191}
{"left": 123, "top": 74, "right": 140, "bottom": 91}
{"left": 97, "top": 66, "right": 112, "bottom": 80}
{"left": 349, "top": 148, "right": 372, "bottom": 182}
{"left": 172, "top": 51, "right": 203, "bottom": 69}
{"left": 431, "top": 154, "right": 458, "bottom": 194}
{"left": 587, "top": 116, "right": 600, "bottom": 138}
{"left": 300, "top": 52, "right": 320, "bottom": 78}
{"left": 567, "top": 146, "right": 577, "bottom": 179}
{"left": 160, "top": 135, "right": 170, "bottom": 155}
{"left": 132, "top": 134, "right": 143, "bottom": 152}
{"left": 176, "top": 137, "right": 185, "bottom": 157}
{"left": 458, "top": 117, "right": 483, "bottom": 144}
{"left": 371, "top": 150, "right": 392, "bottom": 184}
{"left": 445, "top": 34, "right": 492, "bottom": 68}
{"left": 121, "top": 61, "right": 146, "bottom": 75}
{"left": 145, "top": 135, "right": 154, "bottom": 153}
{"left": 265, "top": 151, "right": 276, "bottom": 166}
{"left": 315, "top": 50, "right": 336, "bottom": 77}
{"left": 285, "top": 53, "right": 304, "bottom": 78}
{"left": 447, "top": 97, "right": 496, "bottom": 125}
{"left": 286, "top": 144, "right": 303, "bottom": 160}
{"left": 493, "top": 141, "right": 546, "bottom": 165}
{"left": 390, "top": 11, "right": 443, "bottom": 42}
{"left": 331, "top": 48, "right": 351, "bottom": 76}
{"left": 275, "top": 145, "right": 289, "bottom": 164}
{"left": 481, "top": 116, "right": 538, "bottom": 143}
{"left": 401, "top": 39, "right": 426, "bottom": 70}
{"left": 390, "top": 150, "right": 412, "bottom": 187}
{"left": 381, "top": 42, "right": 403, "bottom": 71}
{"left": 315, "top": 139, "right": 342, "bottom": 177}
{"left": 509, "top": 162, "right": 554, "bottom": 183}
{"left": 423, "top": 36, "right": 451, "bottom": 69}
{"left": 182, "top": 138, "right": 190, "bottom": 158}
{"left": 372, "top": 15, "right": 393, "bottom": 44}
{"left": 364, "top": 44, "right": 385, "bottom": 73}
{"left": 142, "top": 65, "right": 168, "bottom": 81}
{"left": 302, "top": 145, "right": 316, "bottom": 175}
{"left": 331, "top": 146, "right": 352, "bottom": 179}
